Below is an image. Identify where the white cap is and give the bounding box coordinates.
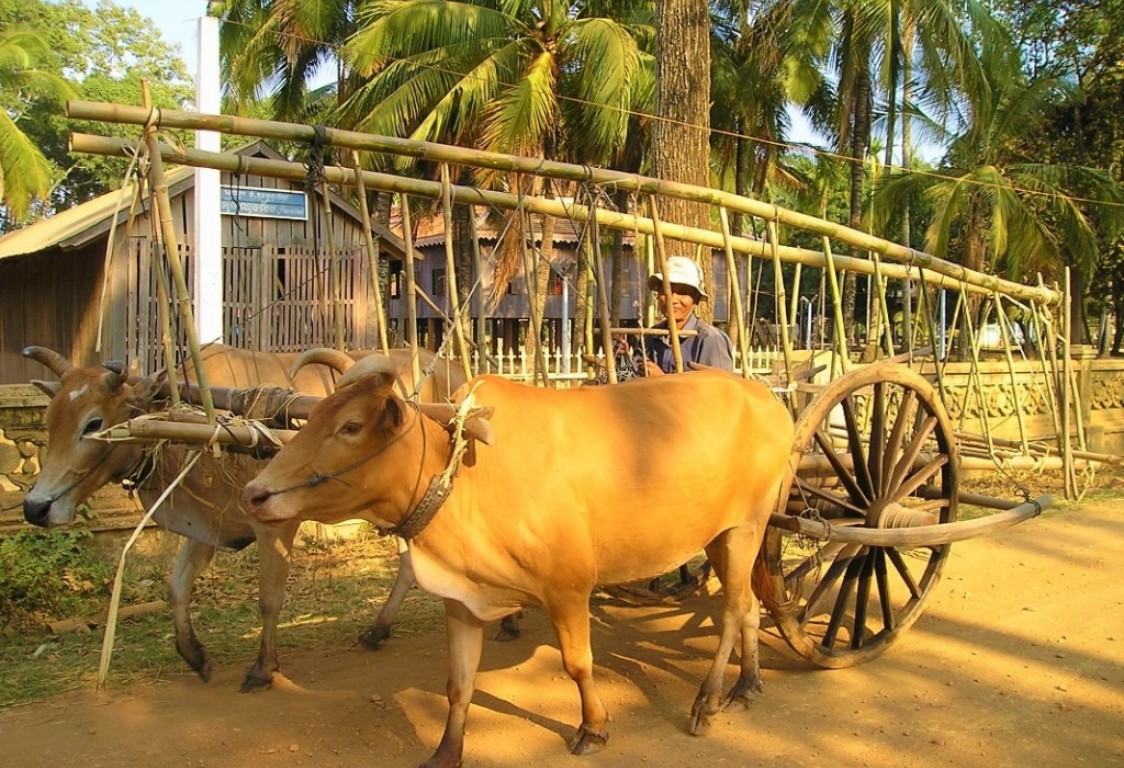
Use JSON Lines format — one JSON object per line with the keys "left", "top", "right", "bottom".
{"left": 648, "top": 256, "right": 708, "bottom": 301}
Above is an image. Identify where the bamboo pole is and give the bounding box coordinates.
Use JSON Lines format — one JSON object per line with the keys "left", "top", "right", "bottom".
{"left": 148, "top": 184, "right": 181, "bottom": 408}
{"left": 320, "top": 182, "right": 345, "bottom": 350}
{"left": 440, "top": 164, "right": 474, "bottom": 382}
{"left": 468, "top": 207, "right": 486, "bottom": 352}
{"left": 519, "top": 203, "right": 549, "bottom": 386}
{"left": 1062, "top": 268, "right": 1076, "bottom": 497}
{"left": 350, "top": 152, "right": 390, "bottom": 354}
{"left": 588, "top": 208, "right": 617, "bottom": 383}
{"left": 66, "top": 111, "right": 1060, "bottom": 307}
{"left": 821, "top": 237, "right": 850, "bottom": 375}
{"left": 767, "top": 220, "right": 793, "bottom": 384}
{"left": 399, "top": 198, "right": 422, "bottom": 386}
{"left": 648, "top": 196, "right": 683, "bottom": 373}
{"left": 72, "top": 134, "right": 1054, "bottom": 305}
{"left": 137, "top": 102, "right": 214, "bottom": 422}
{"left": 870, "top": 253, "right": 895, "bottom": 358}
{"left": 718, "top": 207, "right": 750, "bottom": 377}
{"left": 993, "top": 294, "right": 1030, "bottom": 452}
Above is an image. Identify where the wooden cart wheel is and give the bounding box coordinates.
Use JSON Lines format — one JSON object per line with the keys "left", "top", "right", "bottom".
{"left": 763, "top": 363, "right": 959, "bottom": 668}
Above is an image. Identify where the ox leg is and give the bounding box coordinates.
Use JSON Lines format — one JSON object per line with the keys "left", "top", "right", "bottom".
{"left": 690, "top": 525, "right": 759, "bottom": 736}
{"left": 170, "top": 538, "right": 218, "bottom": 682}
{"left": 240, "top": 520, "right": 299, "bottom": 693}
{"left": 423, "top": 599, "right": 485, "bottom": 768}
{"left": 548, "top": 594, "right": 609, "bottom": 754}
{"left": 359, "top": 537, "right": 413, "bottom": 650}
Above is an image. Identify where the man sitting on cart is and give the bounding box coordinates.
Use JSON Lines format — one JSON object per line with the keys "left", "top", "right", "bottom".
{"left": 641, "top": 255, "right": 734, "bottom": 376}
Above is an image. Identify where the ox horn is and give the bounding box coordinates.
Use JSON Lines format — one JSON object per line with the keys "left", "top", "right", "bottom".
{"left": 289, "top": 347, "right": 355, "bottom": 379}
{"left": 336, "top": 354, "right": 400, "bottom": 389}
{"left": 101, "top": 361, "right": 129, "bottom": 391}
{"left": 23, "top": 346, "right": 74, "bottom": 378}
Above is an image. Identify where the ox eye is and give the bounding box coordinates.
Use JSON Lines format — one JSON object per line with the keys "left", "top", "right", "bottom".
{"left": 83, "top": 418, "right": 104, "bottom": 435}
{"left": 339, "top": 419, "right": 362, "bottom": 436}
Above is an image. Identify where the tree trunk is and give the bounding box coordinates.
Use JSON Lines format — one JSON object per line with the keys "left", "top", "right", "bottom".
{"left": 608, "top": 188, "right": 630, "bottom": 328}
{"left": 453, "top": 174, "right": 475, "bottom": 346}
{"left": 842, "top": 65, "right": 872, "bottom": 345}
{"left": 654, "top": 0, "right": 713, "bottom": 319}
{"left": 375, "top": 191, "right": 395, "bottom": 346}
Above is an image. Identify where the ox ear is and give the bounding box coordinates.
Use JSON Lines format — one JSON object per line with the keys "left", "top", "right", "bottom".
{"left": 415, "top": 402, "right": 495, "bottom": 446}
{"left": 31, "top": 379, "right": 61, "bottom": 398}
{"left": 129, "top": 370, "right": 168, "bottom": 408}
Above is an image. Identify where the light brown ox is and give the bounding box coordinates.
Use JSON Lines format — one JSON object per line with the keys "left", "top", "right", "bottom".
{"left": 241, "top": 364, "right": 794, "bottom": 767}
{"left": 22, "top": 344, "right": 465, "bottom": 691}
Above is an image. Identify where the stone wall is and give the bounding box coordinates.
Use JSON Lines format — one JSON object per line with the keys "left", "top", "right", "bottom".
{"left": 0, "top": 385, "right": 48, "bottom": 494}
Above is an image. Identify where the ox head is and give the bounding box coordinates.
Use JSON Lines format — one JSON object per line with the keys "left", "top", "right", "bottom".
{"left": 22, "top": 346, "right": 166, "bottom": 527}
{"left": 241, "top": 362, "right": 490, "bottom": 529}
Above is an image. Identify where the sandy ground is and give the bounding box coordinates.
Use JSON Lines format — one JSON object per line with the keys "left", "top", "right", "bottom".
{"left": 2, "top": 500, "right": 1122, "bottom": 768}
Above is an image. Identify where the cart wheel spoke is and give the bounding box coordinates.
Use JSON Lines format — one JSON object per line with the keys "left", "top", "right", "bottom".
{"left": 868, "top": 382, "right": 886, "bottom": 496}
{"left": 886, "top": 547, "right": 924, "bottom": 599}
{"left": 881, "top": 389, "right": 918, "bottom": 493}
{"left": 851, "top": 545, "right": 877, "bottom": 648}
{"left": 794, "top": 475, "right": 867, "bottom": 517}
{"left": 875, "top": 548, "right": 895, "bottom": 632}
{"left": 822, "top": 549, "right": 865, "bottom": 649}
{"left": 887, "top": 415, "right": 938, "bottom": 493}
{"left": 811, "top": 429, "right": 870, "bottom": 506}
{"left": 841, "top": 395, "right": 875, "bottom": 499}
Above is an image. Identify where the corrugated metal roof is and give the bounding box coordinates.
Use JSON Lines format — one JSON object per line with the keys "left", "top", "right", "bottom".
{"left": 0, "top": 165, "right": 192, "bottom": 262}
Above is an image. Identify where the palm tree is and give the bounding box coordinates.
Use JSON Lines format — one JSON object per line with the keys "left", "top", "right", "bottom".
{"left": 0, "top": 29, "right": 73, "bottom": 224}
{"left": 873, "top": 34, "right": 1124, "bottom": 350}
{"left": 219, "top": 0, "right": 359, "bottom": 121}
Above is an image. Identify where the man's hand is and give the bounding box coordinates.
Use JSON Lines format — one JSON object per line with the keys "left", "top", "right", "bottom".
{"left": 644, "top": 360, "right": 664, "bottom": 377}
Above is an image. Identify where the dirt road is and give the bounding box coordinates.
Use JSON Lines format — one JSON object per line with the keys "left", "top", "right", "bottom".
{"left": 2, "top": 501, "right": 1121, "bottom": 768}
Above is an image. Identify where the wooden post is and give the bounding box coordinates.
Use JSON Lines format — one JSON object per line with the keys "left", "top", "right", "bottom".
{"left": 140, "top": 90, "right": 214, "bottom": 422}
{"left": 147, "top": 180, "right": 181, "bottom": 407}
{"left": 350, "top": 151, "right": 390, "bottom": 354}
{"left": 440, "top": 164, "right": 475, "bottom": 382}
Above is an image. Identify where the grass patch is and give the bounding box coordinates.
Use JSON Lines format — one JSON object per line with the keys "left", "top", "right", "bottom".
{"left": 0, "top": 523, "right": 444, "bottom": 709}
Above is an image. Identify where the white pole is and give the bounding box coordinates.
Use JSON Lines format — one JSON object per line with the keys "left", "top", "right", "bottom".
{"left": 193, "top": 6, "right": 223, "bottom": 344}
{"left": 561, "top": 264, "right": 570, "bottom": 372}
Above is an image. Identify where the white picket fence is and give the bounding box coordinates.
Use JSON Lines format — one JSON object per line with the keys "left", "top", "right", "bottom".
{"left": 471, "top": 345, "right": 780, "bottom": 386}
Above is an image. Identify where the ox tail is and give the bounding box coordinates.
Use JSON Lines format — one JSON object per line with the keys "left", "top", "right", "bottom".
{"left": 751, "top": 551, "right": 779, "bottom": 616}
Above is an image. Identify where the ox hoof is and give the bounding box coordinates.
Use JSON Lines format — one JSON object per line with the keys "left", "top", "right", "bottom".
{"left": 493, "top": 611, "right": 523, "bottom": 642}
{"left": 239, "top": 672, "right": 275, "bottom": 694}
{"left": 568, "top": 725, "right": 608, "bottom": 755}
{"left": 358, "top": 624, "right": 392, "bottom": 650}
{"left": 722, "top": 675, "right": 764, "bottom": 712}
{"left": 176, "top": 638, "right": 212, "bottom": 683}
{"left": 689, "top": 696, "right": 720, "bottom": 736}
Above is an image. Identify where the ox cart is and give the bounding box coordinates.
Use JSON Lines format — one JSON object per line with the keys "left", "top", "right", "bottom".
{"left": 62, "top": 100, "right": 1101, "bottom": 676}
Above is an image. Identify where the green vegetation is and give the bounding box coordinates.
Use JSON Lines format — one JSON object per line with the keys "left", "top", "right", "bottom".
{"left": 0, "top": 525, "right": 443, "bottom": 709}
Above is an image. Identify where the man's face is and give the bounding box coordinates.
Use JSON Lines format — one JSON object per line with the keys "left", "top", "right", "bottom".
{"left": 657, "top": 284, "right": 698, "bottom": 327}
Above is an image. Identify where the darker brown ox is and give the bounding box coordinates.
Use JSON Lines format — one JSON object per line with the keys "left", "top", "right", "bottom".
{"left": 242, "top": 369, "right": 794, "bottom": 767}
{"left": 22, "top": 344, "right": 463, "bottom": 691}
